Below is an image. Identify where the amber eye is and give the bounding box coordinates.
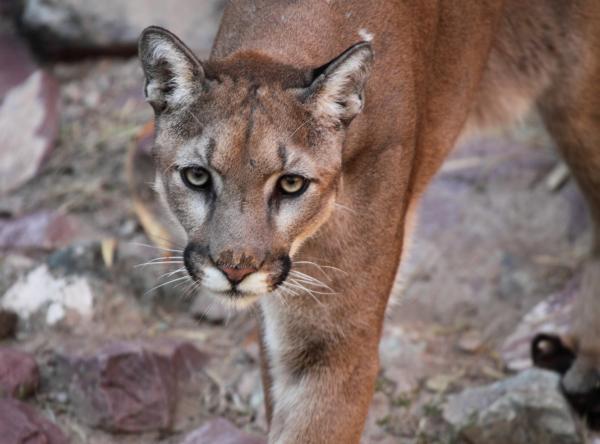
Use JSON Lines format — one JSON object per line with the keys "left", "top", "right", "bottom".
{"left": 278, "top": 175, "right": 308, "bottom": 196}
{"left": 181, "top": 166, "right": 211, "bottom": 190}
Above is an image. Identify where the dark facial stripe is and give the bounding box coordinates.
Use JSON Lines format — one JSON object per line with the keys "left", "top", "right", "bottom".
{"left": 205, "top": 137, "right": 216, "bottom": 167}
{"left": 277, "top": 143, "right": 288, "bottom": 169}
{"left": 277, "top": 255, "right": 291, "bottom": 285}
{"left": 243, "top": 101, "right": 256, "bottom": 153}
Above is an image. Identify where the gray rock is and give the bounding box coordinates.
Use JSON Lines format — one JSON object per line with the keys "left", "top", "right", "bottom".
{"left": 443, "top": 368, "right": 585, "bottom": 444}
{"left": 501, "top": 278, "right": 577, "bottom": 372}
{"left": 21, "top": 0, "right": 226, "bottom": 58}
{"left": 181, "top": 417, "right": 266, "bottom": 444}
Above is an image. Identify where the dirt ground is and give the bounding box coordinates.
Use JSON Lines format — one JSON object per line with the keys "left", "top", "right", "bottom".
{"left": 1, "top": 47, "right": 593, "bottom": 443}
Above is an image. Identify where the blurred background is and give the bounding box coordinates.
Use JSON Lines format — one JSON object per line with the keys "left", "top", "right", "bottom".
{"left": 0, "top": 1, "right": 594, "bottom": 443}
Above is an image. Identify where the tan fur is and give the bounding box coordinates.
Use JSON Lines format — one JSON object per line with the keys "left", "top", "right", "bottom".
{"left": 139, "top": 1, "right": 600, "bottom": 442}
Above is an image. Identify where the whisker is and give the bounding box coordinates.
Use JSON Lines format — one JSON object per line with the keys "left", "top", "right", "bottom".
{"left": 290, "top": 277, "right": 335, "bottom": 293}
{"left": 287, "top": 117, "right": 312, "bottom": 140}
{"left": 134, "top": 260, "right": 184, "bottom": 268}
{"left": 292, "top": 261, "right": 331, "bottom": 280}
{"left": 334, "top": 202, "right": 357, "bottom": 215}
{"left": 294, "top": 261, "right": 348, "bottom": 276}
{"left": 143, "top": 275, "right": 190, "bottom": 296}
{"left": 285, "top": 280, "right": 325, "bottom": 307}
{"left": 275, "top": 288, "right": 290, "bottom": 308}
{"left": 182, "top": 280, "right": 203, "bottom": 304}
{"left": 280, "top": 283, "right": 299, "bottom": 296}
{"left": 187, "top": 109, "right": 202, "bottom": 127}
{"left": 157, "top": 267, "right": 187, "bottom": 281}
{"left": 177, "top": 281, "right": 196, "bottom": 302}
{"left": 148, "top": 256, "right": 184, "bottom": 261}
{"left": 289, "top": 270, "right": 335, "bottom": 291}
{"left": 135, "top": 255, "right": 184, "bottom": 266}
{"left": 174, "top": 278, "right": 193, "bottom": 290}
{"left": 288, "top": 279, "right": 337, "bottom": 295}
{"left": 129, "top": 242, "right": 184, "bottom": 254}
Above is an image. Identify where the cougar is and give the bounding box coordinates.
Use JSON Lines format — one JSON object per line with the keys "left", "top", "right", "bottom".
{"left": 138, "top": 0, "right": 600, "bottom": 442}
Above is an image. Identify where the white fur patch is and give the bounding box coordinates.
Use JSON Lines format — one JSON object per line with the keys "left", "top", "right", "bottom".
{"left": 358, "top": 28, "right": 374, "bottom": 42}
{"left": 146, "top": 36, "right": 194, "bottom": 107}
{"left": 315, "top": 47, "right": 371, "bottom": 121}
{"left": 238, "top": 271, "right": 269, "bottom": 294}
{"left": 261, "top": 300, "right": 294, "bottom": 408}
{"left": 261, "top": 298, "right": 321, "bottom": 442}
{"left": 202, "top": 266, "right": 231, "bottom": 292}
{"left": 261, "top": 298, "right": 286, "bottom": 401}
{"left": 152, "top": 174, "right": 168, "bottom": 204}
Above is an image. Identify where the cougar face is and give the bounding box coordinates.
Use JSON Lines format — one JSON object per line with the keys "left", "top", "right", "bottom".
{"left": 139, "top": 27, "right": 372, "bottom": 305}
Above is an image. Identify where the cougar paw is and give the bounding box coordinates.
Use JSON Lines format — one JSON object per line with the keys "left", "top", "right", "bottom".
{"left": 531, "top": 333, "right": 576, "bottom": 374}
{"left": 532, "top": 333, "right": 600, "bottom": 429}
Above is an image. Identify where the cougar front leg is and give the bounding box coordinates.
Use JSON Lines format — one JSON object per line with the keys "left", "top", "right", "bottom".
{"left": 565, "top": 260, "right": 600, "bottom": 392}
{"left": 259, "top": 297, "right": 382, "bottom": 444}
{"left": 537, "top": 19, "right": 600, "bottom": 420}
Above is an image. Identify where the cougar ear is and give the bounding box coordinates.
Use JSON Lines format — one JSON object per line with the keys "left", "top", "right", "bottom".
{"left": 138, "top": 26, "right": 205, "bottom": 112}
{"left": 301, "top": 42, "right": 373, "bottom": 125}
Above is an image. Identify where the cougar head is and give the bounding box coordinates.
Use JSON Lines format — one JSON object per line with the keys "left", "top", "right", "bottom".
{"left": 139, "top": 26, "right": 372, "bottom": 307}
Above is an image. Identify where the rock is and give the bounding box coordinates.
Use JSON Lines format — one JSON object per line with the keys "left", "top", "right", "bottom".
{"left": 21, "top": 0, "right": 226, "bottom": 58}
{"left": 181, "top": 417, "right": 266, "bottom": 444}
{"left": 378, "top": 325, "right": 428, "bottom": 395}
{"left": 457, "top": 329, "right": 484, "bottom": 353}
{"left": 501, "top": 278, "right": 577, "bottom": 371}
{"left": 0, "top": 309, "right": 18, "bottom": 340}
{"left": 68, "top": 340, "right": 208, "bottom": 433}
{"left": 46, "top": 241, "right": 103, "bottom": 275}
{"left": 1, "top": 264, "right": 94, "bottom": 326}
{"left": 425, "top": 372, "right": 463, "bottom": 394}
{"left": 0, "top": 348, "right": 39, "bottom": 399}
{"left": 443, "top": 368, "right": 584, "bottom": 444}
{"left": 0, "top": 398, "right": 68, "bottom": 444}
{"left": 0, "top": 211, "right": 83, "bottom": 252}
{"left": 0, "top": 33, "right": 37, "bottom": 97}
{"left": 0, "top": 28, "right": 59, "bottom": 195}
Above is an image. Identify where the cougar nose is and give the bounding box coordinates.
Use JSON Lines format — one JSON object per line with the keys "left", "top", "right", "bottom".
{"left": 218, "top": 265, "right": 255, "bottom": 284}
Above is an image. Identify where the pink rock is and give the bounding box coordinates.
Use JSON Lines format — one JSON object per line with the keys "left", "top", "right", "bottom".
{"left": 0, "top": 211, "right": 81, "bottom": 251}
{"left": 0, "top": 30, "right": 59, "bottom": 195}
{"left": 0, "top": 348, "right": 39, "bottom": 399}
{"left": 0, "top": 398, "right": 68, "bottom": 444}
{"left": 181, "top": 418, "right": 266, "bottom": 444}
{"left": 0, "top": 33, "right": 36, "bottom": 98}
{"left": 152, "top": 339, "right": 210, "bottom": 381}
{"left": 69, "top": 340, "right": 209, "bottom": 433}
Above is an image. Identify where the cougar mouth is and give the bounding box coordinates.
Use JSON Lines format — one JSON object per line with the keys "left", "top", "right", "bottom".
{"left": 183, "top": 244, "right": 292, "bottom": 303}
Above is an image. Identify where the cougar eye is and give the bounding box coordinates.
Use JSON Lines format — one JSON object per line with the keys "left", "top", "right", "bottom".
{"left": 181, "top": 166, "right": 211, "bottom": 190}
{"left": 278, "top": 175, "right": 308, "bottom": 196}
